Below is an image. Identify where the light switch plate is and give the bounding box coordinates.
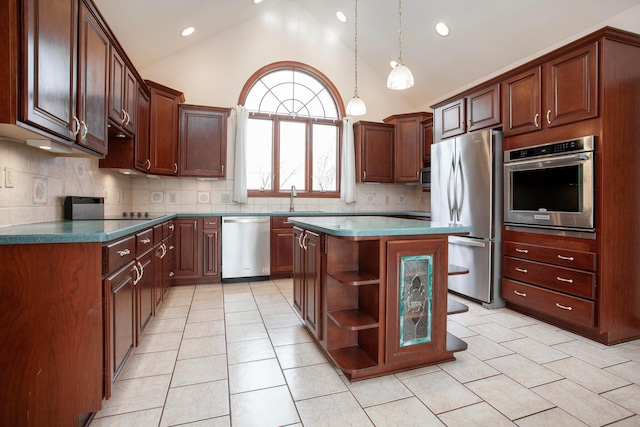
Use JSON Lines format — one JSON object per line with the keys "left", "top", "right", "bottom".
{"left": 5, "top": 166, "right": 14, "bottom": 188}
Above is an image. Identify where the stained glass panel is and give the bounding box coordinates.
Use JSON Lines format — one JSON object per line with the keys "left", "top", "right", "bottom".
{"left": 399, "top": 255, "right": 433, "bottom": 347}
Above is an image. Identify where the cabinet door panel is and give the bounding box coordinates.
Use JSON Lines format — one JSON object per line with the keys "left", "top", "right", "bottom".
{"left": 203, "top": 229, "right": 220, "bottom": 277}
{"left": 545, "top": 43, "right": 598, "bottom": 127}
{"left": 149, "top": 88, "right": 179, "bottom": 175}
{"left": 124, "top": 68, "right": 137, "bottom": 134}
{"left": 105, "top": 263, "right": 135, "bottom": 386}
{"left": 271, "top": 229, "right": 294, "bottom": 275}
{"left": 137, "top": 251, "right": 154, "bottom": 339}
{"left": 293, "top": 227, "right": 305, "bottom": 316}
{"left": 394, "top": 118, "right": 422, "bottom": 182}
{"left": 135, "top": 86, "right": 151, "bottom": 172}
{"left": 77, "top": 2, "right": 109, "bottom": 154}
{"left": 179, "top": 106, "right": 228, "bottom": 177}
{"left": 108, "top": 47, "right": 126, "bottom": 125}
{"left": 502, "top": 67, "right": 541, "bottom": 136}
{"left": 304, "top": 231, "right": 321, "bottom": 339}
{"left": 385, "top": 238, "right": 448, "bottom": 365}
{"left": 467, "top": 84, "right": 500, "bottom": 132}
{"left": 435, "top": 99, "right": 465, "bottom": 141}
{"left": 173, "top": 219, "right": 199, "bottom": 278}
{"left": 354, "top": 122, "right": 394, "bottom": 183}
{"left": 23, "top": 0, "right": 77, "bottom": 141}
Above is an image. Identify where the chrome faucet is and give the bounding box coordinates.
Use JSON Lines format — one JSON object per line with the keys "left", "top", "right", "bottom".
{"left": 289, "top": 185, "right": 297, "bottom": 212}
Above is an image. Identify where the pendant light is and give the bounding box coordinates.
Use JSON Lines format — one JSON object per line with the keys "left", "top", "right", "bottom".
{"left": 387, "top": 0, "right": 414, "bottom": 90}
{"left": 346, "top": 0, "right": 366, "bottom": 116}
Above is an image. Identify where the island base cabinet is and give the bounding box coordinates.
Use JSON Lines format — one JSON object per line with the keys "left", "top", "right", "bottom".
{"left": 385, "top": 238, "right": 450, "bottom": 367}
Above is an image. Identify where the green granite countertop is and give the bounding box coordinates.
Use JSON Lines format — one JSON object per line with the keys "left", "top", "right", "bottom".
{"left": 288, "top": 216, "right": 471, "bottom": 237}
{"left": 0, "top": 211, "right": 431, "bottom": 245}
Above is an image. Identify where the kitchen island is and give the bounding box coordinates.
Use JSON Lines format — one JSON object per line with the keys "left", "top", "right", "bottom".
{"left": 288, "top": 216, "right": 471, "bottom": 380}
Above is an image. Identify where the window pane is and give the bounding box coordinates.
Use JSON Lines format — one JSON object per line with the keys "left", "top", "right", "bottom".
{"left": 246, "top": 119, "right": 274, "bottom": 191}
{"left": 312, "top": 124, "right": 338, "bottom": 192}
{"left": 279, "top": 121, "right": 306, "bottom": 191}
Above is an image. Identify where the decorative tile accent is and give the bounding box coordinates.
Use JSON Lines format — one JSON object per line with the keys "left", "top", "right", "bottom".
{"left": 31, "top": 176, "right": 47, "bottom": 204}
{"left": 151, "top": 191, "right": 164, "bottom": 203}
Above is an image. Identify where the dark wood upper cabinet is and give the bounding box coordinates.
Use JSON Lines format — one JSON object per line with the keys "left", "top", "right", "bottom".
{"left": 544, "top": 43, "right": 598, "bottom": 128}
{"left": 76, "top": 1, "right": 109, "bottom": 155}
{"left": 108, "top": 47, "right": 137, "bottom": 137}
{"left": 179, "top": 105, "right": 229, "bottom": 177}
{"left": 502, "top": 66, "right": 542, "bottom": 136}
{"left": 354, "top": 121, "right": 394, "bottom": 183}
{"left": 22, "top": 0, "right": 109, "bottom": 155}
{"left": 434, "top": 84, "right": 500, "bottom": 142}
{"left": 434, "top": 98, "right": 465, "bottom": 141}
{"left": 421, "top": 117, "right": 433, "bottom": 162}
{"left": 467, "top": 84, "right": 501, "bottom": 132}
{"left": 146, "top": 80, "right": 184, "bottom": 176}
{"left": 502, "top": 42, "right": 598, "bottom": 137}
{"left": 384, "top": 112, "right": 431, "bottom": 183}
{"left": 22, "top": 0, "right": 78, "bottom": 142}
{"left": 134, "top": 85, "right": 151, "bottom": 172}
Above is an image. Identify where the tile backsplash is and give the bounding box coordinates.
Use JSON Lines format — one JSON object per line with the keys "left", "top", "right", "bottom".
{"left": 0, "top": 139, "right": 430, "bottom": 227}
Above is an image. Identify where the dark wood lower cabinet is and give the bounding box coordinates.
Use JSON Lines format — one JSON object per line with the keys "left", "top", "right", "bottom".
{"left": 105, "top": 261, "right": 136, "bottom": 392}
{"left": 271, "top": 216, "right": 295, "bottom": 278}
{"left": 173, "top": 217, "right": 221, "bottom": 285}
{"left": 136, "top": 249, "right": 154, "bottom": 339}
{"left": 0, "top": 243, "right": 103, "bottom": 426}
{"left": 293, "top": 227, "right": 305, "bottom": 316}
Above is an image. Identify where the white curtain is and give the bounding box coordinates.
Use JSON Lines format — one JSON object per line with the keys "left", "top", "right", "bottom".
{"left": 340, "top": 117, "right": 356, "bottom": 203}
{"left": 231, "top": 105, "right": 249, "bottom": 204}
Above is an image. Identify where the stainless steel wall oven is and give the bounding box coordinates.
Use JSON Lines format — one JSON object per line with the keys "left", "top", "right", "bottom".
{"left": 504, "top": 136, "right": 595, "bottom": 235}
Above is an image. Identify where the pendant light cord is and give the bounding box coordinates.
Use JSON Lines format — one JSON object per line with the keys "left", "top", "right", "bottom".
{"left": 397, "top": 0, "right": 403, "bottom": 63}
{"left": 354, "top": 0, "right": 359, "bottom": 97}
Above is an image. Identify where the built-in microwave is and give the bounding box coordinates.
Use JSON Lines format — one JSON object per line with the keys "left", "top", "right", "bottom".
{"left": 503, "top": 136, "right": 595, "bottom": 234}
{"left": 419, "top": 164, "right": 431, "bottom": 189}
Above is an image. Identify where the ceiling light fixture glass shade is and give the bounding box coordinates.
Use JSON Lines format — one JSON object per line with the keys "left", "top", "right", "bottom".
{"left": 346, "top": 0, "right": 366, "bottom": 116}
{"left": 387, "top": 0, "right": 414, "bottom": 90}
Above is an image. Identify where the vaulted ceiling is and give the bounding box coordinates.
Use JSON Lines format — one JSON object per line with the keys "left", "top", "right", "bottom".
{"left": 93, "top": 0, "right": 640, "bottom": 107}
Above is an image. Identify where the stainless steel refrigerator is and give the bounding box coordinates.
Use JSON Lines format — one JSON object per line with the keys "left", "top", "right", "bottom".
{"left": 431, "top": 128, "right": 504, "bottom": 308}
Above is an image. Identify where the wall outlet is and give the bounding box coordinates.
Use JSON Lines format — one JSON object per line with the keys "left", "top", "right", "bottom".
{"left": 221, "top": 193, "right": 231, "bottom": 203}
{"left": 366, "top": 193, "right": 375, "bottom": 204}
{"left": 168, "top": 192, "right": 177, "bottom": 204}
{"left": 5, "top": 167, "right": 14, "bottom": 188}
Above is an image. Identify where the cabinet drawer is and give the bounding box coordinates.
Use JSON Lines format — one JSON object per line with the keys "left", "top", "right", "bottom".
{"left": 502, "top": 278, "right": 595, "bottom": 328}
{"left": 136, "top": 228, "right": 154, "bottom": 256}
{"left": 271, "top": 216, "right": 293, "bottom": 229}
{"left": 163, "top": 220, "right": 175, "bottom": 238}
{"left": 503, "top": 257, "right": 595, "bottom": 299}
{"left": 202, "top": 217, "right": 219, "bottom": 229}
{"left": 504, "top": 241, "right": 596, "bottom": 271}
{"left": 105, "top": 235, "right": 136, "bottom": 274}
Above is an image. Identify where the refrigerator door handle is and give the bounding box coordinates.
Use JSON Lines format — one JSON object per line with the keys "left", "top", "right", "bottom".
{"left": 449, "top": 236, "right": 487, "bottom": 248}
{"left": 455, "top": 154, "right": 464, "bottom": 222}
{"left": 447, "top": 153, "right": 456, "bottom": 221}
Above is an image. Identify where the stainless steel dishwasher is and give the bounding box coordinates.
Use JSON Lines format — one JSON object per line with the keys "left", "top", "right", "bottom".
{"left": 221, "top": 216, "right": 271, "bottom": 280}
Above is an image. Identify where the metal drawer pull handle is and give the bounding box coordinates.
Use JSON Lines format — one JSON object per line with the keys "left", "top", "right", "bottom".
{"left": 555, "top": 303, "right": 573, "bottom": 311}
{"left": 515, "top": 248, "right": 528, "bottom": 253}
{"left": 534, "top": 113, "right": 539, "bottom": 128}
{"left": 169, "top": 271, "right": 174, "bottom": 277}
{"left": 169, "top": 224, "right": 174, "bottom": 231}
{"left": 556, "top": 276, "right": 574, "bottom": 283}
{"left": 515, "top": 267, "right": 528, "bottom": 273}
{"left": 169, "top": 245, "right": 174, "bottom": 250}
{"left": 118, "top": 249, "right": 130, "bottom": 257}
{"left": 513, "top": 290, "right": 527, "bottom": 297}
{"left": 557, "top": 255, "right": 574, "bottom": 261}
{"left": 141, "top": 238, "right": 151, "bottom": 244}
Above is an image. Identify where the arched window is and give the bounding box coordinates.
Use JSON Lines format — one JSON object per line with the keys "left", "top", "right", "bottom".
{"left": 238, "top": 61, "right": 345, "bottom": 197}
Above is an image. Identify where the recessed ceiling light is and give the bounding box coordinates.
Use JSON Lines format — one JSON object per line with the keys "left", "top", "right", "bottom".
{"left": 435, "top": 22, "right": 450, "bottom": 37}
{"left": 253, "top": 0, "right": 263, "bottom": 4}
{"left": 336, "top": 11, "right": 347, "bottom": 23}
{"left": 181, "top": 26, "right": 195, "bottom": 37}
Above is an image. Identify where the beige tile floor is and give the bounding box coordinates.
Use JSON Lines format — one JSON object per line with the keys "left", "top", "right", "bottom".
{"left": 90, "top": 279, "right": 640, "bottom": 427}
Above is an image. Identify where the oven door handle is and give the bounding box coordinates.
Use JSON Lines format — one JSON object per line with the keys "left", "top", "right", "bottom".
{"left": 504, "top": 153, "right": 591, "bottom": 170}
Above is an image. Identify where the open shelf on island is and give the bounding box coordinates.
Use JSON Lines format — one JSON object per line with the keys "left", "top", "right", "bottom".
{"left": 446, "top": 332, "right": 468, "bottom": 353}
{"left": 447, "top": 298, "right": 469, "bottom": 315}
{"left": 328, "top": 270, "right": 379, "bottom": 286}
{"left": 328, "top": 309, "right": 379, "bottom": 330}
{"left": 327, "top": 346, "right": 378, "bottom": 373}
